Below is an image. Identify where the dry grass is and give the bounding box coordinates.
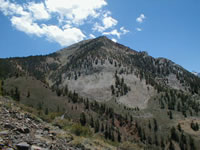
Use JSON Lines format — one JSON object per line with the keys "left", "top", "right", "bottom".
{"left": 178, "top": 118, "right": 200, "bottom": 138}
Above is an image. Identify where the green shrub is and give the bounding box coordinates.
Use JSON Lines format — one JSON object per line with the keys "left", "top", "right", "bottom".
{"left": 71, "top": 124, "right": 92, "bottom": 137}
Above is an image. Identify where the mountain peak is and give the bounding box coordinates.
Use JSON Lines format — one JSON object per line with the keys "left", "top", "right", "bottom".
{"left": 96, "top": 36, "right": 109, "bottom": 40}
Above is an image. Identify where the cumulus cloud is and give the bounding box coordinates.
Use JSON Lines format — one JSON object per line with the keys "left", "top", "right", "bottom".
{"left": 89, "top": 34, "right": 96, "bottom": 38}
{"left": 111, "top": 38, "right": 117, "bottom": 42}
{"left": 93, "top": 15, "right": 118, "bottom": 32}
{"left": 136, "top": 13, "right": 146, "bottom": 23}
{"left": 102, "top": 26, "right": 129, "bottom": 39}
{"left": 0, "top": 0, "right": 28, "bottom": 16}
{"left": 103, "top": 29, "right": 121, "bottom": 38}
{"left": 41, "top": 25, "right": 86, "bottom": 46}
{"left": 136, "top": 28, "right": 142, "bottom": 32}
{"left": 27, "top": 2, "right": 50, "bottom": 20}
{"left": 45, "top": 0, "right": 107, "bottom": 25}
{"left": 0, "top": 0, "right": 129, "bottom": 47}
{"left": 120, "top": 27, "right": 129, "bottom": 34}
{"left": 10, "top": 15, "right": 85, "bottom": 46}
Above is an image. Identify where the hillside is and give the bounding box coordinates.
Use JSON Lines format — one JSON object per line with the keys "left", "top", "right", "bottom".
{"left": 0, "top": 36, "right": 200, "bottom": 149}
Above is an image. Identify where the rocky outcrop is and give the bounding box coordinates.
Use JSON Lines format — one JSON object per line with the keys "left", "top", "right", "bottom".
{"left": 0, "top": 97, "right": 85, "bottom": 150}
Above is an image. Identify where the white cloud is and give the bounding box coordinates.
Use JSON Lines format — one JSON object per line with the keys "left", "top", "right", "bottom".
{"left": 27, "top": 2, "right": 50, "bottom": 20}
{"left": 111, "top": 38, "right": 117, "bottom": 42}
{"left": 120, "top": 27, "right": 129, "bottom": 34}
{"left": 93, "top": 12, "right": 118, "bottom": 32}
{"left": 45, "top": 0, "right": 107, "bottom": 24}
{"left": 11, "top": 16, "right": 44, "bottom": 36}
{"left": 0, "top": 0, "right": 129, "bottom": 47}
{"left": 93, "top": 22, "right": 105, "bottom": 32}
{"left": 136, "top": 13, "right": 146, "bottom": 23}
{"left": 103, "top": 29, "right": 121, "bottom": 38}
{"left": 103, "top": 16, "right": 118, "bottom": 29}
{"left": 0, "top": 0, "right": 28, "bottom": 16}
{"left": 136, "top": 27, "right": 142, "bottom": 32}
{"left": 0, "top": 0, "right": 87, "bottom": 46}
{"left": 102, "top": 27, "right": 129, "bottom": 39}
{"left": 89, "top": 34, "right": 96, "bottom": 38}
{"left": 42, "top": 25, "right": 86, "bottom": 46}
{"left": 11, "top": 15, "right": 86, "bottom": 46}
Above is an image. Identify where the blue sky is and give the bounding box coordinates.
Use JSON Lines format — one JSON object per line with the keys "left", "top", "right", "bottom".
{"left": 0, "top": 0, "right": 200, "bottom": 72}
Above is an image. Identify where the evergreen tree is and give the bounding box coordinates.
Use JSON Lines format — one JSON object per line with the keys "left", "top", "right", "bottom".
{"left": 64, "top": 85, "right": 68, "bottom": 96}
{"left": 94, "top": 119, "right": 100, "bottom": 133}
{"left": 80, "top": 112, "right": 86, "bottom": 126}
{"left": 111, "top": 131, "right": 115, "bottom": 141}
{"left": 154, "top": 134, "right": 158, "bottom": 146}
{"left": 117, "top": 131, "right": 121, "bottom": 142}
{"left": 101, "top": 123, "right": 104, "bottom": 132}
{"left": 171, "top": 127, "right": 179, "bottom": 142}
{"left": 148, "top": 120, "right": 152, "bottom": 130}
{"left": 56, "top": 88, "right": 62, "bottom": 96}
{"left": 90, "top": 116, "right": 94, "bottom": 128}
{"left": 154, "top": 119, "right": 158, "bottom": 132}
{"left": 189, "top": 136, "right": 196, "bottom": 150}
{"left": 45, "top": 108, "right": 49, "bottom": 115}
{"left": 177, "top": 123, "right": 182, "bottom": 132}
{"left": 27, "top": 90, "right": 30, "bottom": 98}
{"left": 160, "top": 137, "right": 165, "bottom": 150}
{"left": 169, "top": 111, "right": 173, "bottom": 119}
{"left": 169, "top": 140, "right": 175, "bottom": 150}
{"left": 14, "top": 87, "right": 20, "bottom": 101}
{"left": 104, "top": 124, "right": 108, "bottom": 139}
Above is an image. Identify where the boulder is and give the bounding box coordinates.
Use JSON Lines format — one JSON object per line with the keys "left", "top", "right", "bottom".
{"left": 16, "top": 127, "right": 30, "bottom": 134}
{"left": 31, "top": 145, "right": 46, "bottom": 150}
{"left": 4, "top": 123, "right": 15, "bottom": 129}
{"left": 16, "top": 142, "right": 30, "bottom": 150}
{"left": 0, "top": 130, "right": 9, "bottom": 135}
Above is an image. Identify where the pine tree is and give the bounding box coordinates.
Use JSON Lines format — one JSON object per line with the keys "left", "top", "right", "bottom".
{"left": 169, "top": 111, "right": 173, "bottom": 119}
{"left": 154, "top": 119, "right": 158, "bottom": 132}
{"left": 171, "top": 127, "right": 179, "bottom": 142}
{"left": 111, "top": 131, "right": 115, "bottom": 141}
{"left": 177, "top": 123, "right": 182, "bottom": 132}
{"left": 90, "top": 116, "right": 94, "bottom": 128}
{"left": 154, "top": 134, "right": 158, "bottom": 146}
{"left": 189, "top": 136, "right": 196, "bottom": 150}
{"left": 80, "top": 112, "right": 86, "bottom": 126}
{"left": 169, "top": 140, "right": 175, "bottom": 150}
{"left": 101, "top": 123, "right": 104, "bottom": 132}
{"left": 104, "top": 124, "right": 108, "bottom": 139}
{"left": 160, "top": 137, "right": 165, "bottom": 150}
{"left": 94, "top": 119, "right": 100, "bottom": 133}
{"left": 56, "top": 88, "right": 62, "bottom": 96}
{"left": 27, "top": 90, "right": 30, "bottom": 98}
{"left": 64, "top": 85, "right": 68, "bottom": 96}
{"left": 148, "top": 120, "right": 152, "bottom": 130}
{"left": 14, "top": 87, "right": 20, "bottom": 101}
{"left": 117, "top": 131, "right": 121, "bottom": 142}
{"left": 45, "top": 108, "right": 49, "bottom": 115}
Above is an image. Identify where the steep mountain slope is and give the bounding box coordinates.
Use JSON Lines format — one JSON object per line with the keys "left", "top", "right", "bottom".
{"left": 0, "top": 36, "right": 200, "bottom": 150}
{"left": 1, "top": 36, "right": 200, "bottom": 102}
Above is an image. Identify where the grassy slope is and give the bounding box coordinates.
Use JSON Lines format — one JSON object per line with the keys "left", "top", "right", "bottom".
{"left": 0, "top": 89, "right": 143, "bottom": 150}
{"left": 3, "top": 76, "right": 200, "bottom": 149}
{"left": 4, "top": 77, "right": 66, "bottom": 111}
